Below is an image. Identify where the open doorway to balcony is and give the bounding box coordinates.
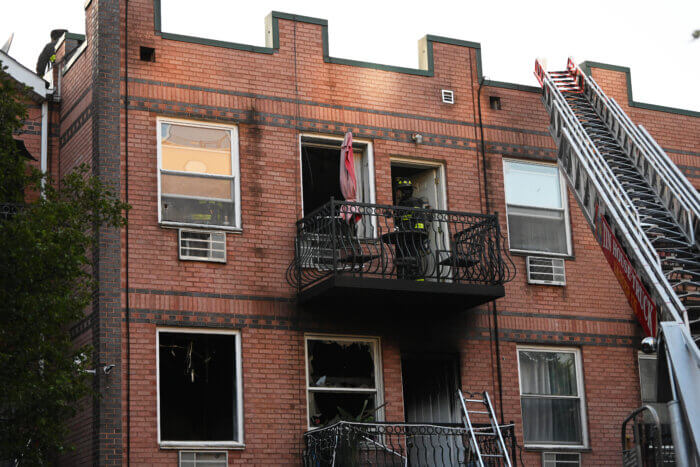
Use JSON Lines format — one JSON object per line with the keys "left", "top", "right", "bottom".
{"left": 299, "top": 135, "right": 374, "bottom": 216}
{"left": 389, "top": 159, "right": 446, "bottom": 211}
{"left": 390, "top": 160, "right": 449, "bottom": 281}
{"left": 402, "top": 354, "right": 460, "bottom": 423}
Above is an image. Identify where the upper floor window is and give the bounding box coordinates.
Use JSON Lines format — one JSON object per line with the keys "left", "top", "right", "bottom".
{"left": 158, "top": 119, "right": 240, "bottom": 230}
{"left": 503, "top": 160, "right": 571, "bottom": 256}
{"left": 517, "top": 347, "right": 587, "bottom": 448}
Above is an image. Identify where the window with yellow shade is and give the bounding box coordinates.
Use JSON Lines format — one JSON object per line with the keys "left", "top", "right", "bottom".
{"left": 157, "top": 119, "right": 240, "bottom": 229}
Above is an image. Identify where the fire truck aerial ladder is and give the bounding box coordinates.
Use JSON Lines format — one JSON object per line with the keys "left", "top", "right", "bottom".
{"left": 534, "top": 58, "right": 700, "bottom": 465}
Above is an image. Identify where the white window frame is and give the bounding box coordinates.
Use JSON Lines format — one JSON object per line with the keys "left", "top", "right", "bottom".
{"left": 516, "top": 346, "right": 588, "bottom": 449}
{"left": 298, "top": 134, "right": 376, "bottom": 218}
{"left": 304, "top": 334, "right": 384, "bottom": 431}
{"left": 502, "top": 159, "right": 572, "bottom": 257}
{"left": 157, "top": 117, "right": 241, "bottom": 231}
{"left": 156, "top": 327, "right": 245, "bottom": 449}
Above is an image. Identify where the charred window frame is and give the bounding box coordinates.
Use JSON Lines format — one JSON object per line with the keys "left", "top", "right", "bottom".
{"left": 157, "top": 118, "right": 241, "bottom": 231}
{"left": 305, "top": 335, "right": 383, "bottom": 430}
{"left": 157, "top": 329, "right": 244, "bottom": 448}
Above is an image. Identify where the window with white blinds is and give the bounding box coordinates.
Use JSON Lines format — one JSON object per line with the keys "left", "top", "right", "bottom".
{"left": 503, "top": 160, "right": 571, "bottom": 255}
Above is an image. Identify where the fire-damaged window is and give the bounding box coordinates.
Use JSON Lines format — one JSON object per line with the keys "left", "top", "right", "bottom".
{"left": 158, "top": 118, "right": 240, "bottom": 230}
{"left": 503, "top": 160, "right": 571, "bottom": 256}
{"left": 157, "top": 330, "right": 243, "bottom": 446}
{"left": 517, "top": 347, "right": 587, "bottom": 448}
{"left": 300, "top": 136, "right": 374, "bottom": 215}
{"left": 305, "top": 336, "right": 383, "bottom": 429}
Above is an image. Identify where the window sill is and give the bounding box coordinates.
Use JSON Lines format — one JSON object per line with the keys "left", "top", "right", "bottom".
{"left": 523, "top": 445, "right": 590, "bottom": 452}
{"left": 159, "top": 221, "right": 242, "bottom": 233}
{"left": 509, "top": 249, "right": 575, "bottom": 261}
{"left": 159, "top": 442, "right": 245, "bottom": 450}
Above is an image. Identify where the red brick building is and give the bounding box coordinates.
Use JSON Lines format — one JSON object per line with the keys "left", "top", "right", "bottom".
{"left": 24, "top": 0, "right": 700, "bottom": 465}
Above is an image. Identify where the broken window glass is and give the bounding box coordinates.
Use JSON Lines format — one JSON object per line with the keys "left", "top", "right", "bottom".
{"left": 307, "top": 340, "right": 375, "bottom": 388}
{"left": 309, "top": 392, "right": 377, "bottom": 428}
{"left": 306, "top": 338, "right": 381, "bottom": 428}
{"left": 159, "top": 332, "right": 239, "bottom": 442}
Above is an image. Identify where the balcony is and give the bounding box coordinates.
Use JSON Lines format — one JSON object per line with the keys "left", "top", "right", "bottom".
{"left": 302, "top": 421, "right": 517, "bottom": 466}
{"left": 287, "top": 200, "right": 515, "bottom": 307}
{"left": 0, "top": 203, "right": 21, "bottom": 221}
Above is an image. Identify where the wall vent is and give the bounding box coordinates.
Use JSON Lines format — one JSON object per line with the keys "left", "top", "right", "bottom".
{"left": 178, "top": 229, "right": 226, "bottom": 263}
{"left": 526, "top": 256, "right": 566, "bottom": 286}
{"left": 441, "top": 89, "right": 455, "bottom": 104}
{"left": 542, "top": 452, "right": 580, "bottom": 467}
{"left": 179, "top": 451, "right": 227, "bottom": 467}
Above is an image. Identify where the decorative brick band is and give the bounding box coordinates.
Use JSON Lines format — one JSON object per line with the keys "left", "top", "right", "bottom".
{"left": 127, "top": 287, "right": 293, "bottom": 303}
{"left": 125, "top": 76, "right": 550, "bottom": 137}
{"left": 59, "top": 103, "right": 92, "bottom": 148}
{"left": 126, "top": 97, "right": 558, "bottom": 159}
{"left": 60, "top": 87, "right": 92, "bottom": 123}
{"left": 122, "top": 307, "right": 636, "bottom": 347}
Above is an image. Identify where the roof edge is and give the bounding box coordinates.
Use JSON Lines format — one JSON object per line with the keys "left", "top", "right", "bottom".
{"left": 580, "top": 61, "right": 700, "bottom": 118}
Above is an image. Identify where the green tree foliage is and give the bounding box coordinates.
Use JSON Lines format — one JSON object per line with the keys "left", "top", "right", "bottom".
{"left": 0, "top": 62, "right": 129, "bottom": 465}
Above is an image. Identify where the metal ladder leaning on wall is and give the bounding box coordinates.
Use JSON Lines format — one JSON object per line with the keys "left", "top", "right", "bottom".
{"left": 534, "top": 58, "right": 700, "bottom": 464}
{"left": 457, "top": 390, "right": 512, "bottom": 467}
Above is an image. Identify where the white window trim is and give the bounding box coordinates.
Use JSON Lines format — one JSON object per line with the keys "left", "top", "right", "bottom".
{"left": 157, "top": 117, "right": 242, "bottom": 231}
{"left": 298, "top": 134, "right": 376, "bottom": 218}
{"left": 304, "top": 333, "right": 384, "bottom": 431}
{"left": 156, "top": 327, "right": 245, "bottom": 449}
{"left": 502, "top": 159, "right": 572, "bottom": 257}
{"left": 516, "top": 345, "right": 588, "bottom": 449}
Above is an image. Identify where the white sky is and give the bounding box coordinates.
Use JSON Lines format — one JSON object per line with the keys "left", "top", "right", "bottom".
{"left": 2, "top": 0, "right": 699, "bottom": 111}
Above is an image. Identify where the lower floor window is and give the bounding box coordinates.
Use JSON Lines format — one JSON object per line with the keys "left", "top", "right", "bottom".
{"left": 518, "top": 347, "right": 587, "bottom": 446}
{"left": 306, "top": 336, "right": 382, "bottom": 428}
{"left": 158, "top": 330, "right": 242, "bottom": 445}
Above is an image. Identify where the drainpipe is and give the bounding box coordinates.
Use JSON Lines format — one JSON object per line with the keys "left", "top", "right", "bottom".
{"left": 124, "top": 1, "right": 131, "bottom": 465}
{"left": 40, "top": 100, "right": 48, "bottom": 191}
{"left": 477, "top": 76, "right": 504, "bottom": 423}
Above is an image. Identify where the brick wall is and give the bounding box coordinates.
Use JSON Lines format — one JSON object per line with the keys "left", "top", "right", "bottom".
{"left": 50, "top": 1, "right": 700, "bottom": 464}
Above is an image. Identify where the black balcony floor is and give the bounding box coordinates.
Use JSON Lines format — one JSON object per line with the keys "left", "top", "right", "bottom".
{"left": 298, "top": 273, "right": 505, "bottom": 308}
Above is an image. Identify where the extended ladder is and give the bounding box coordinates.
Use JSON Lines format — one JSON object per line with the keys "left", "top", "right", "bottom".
{"left": 535, "top": 58, "right": 700, "bottom": 463}
{"left": 457, "top": 390, "right": 512, "bottom": 467}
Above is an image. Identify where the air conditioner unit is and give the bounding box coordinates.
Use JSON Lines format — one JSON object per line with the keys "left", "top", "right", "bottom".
{"left": 542, "top": 451, "right": 580, "bottom": 467}
{"left": 526, "top": 256, "right": 566, "bottom": 286}
{"left": 178, "top": 229, "right": 226, "bottom": 263}
{"left": 179, "top": 451, "right": 227, "bottom": 467}
{"left": 441, "top": 89, "right": 455, "bottom": 104}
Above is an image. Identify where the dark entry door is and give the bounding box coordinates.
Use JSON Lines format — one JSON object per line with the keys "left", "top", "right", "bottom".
{"left": 403, "top": 355, "right": 460, "bottom": 423}
{"left": 402, "top": 355, "right": 465, "bottom": 466}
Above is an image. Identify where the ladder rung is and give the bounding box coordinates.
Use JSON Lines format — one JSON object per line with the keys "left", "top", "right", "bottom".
{"left": 469, "top": 410, "right": 489, "bottom": 414}
{"left": 481, "top": 454, "right": 505, "bottom": 458}
{"left": 464, "top": 398, "right": 485, "bottom": 403}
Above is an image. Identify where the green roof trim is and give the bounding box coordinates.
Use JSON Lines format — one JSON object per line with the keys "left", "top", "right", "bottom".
{"left": 65, "top": 32, "right": 86, "bottom": 42}
{"left": 151, "top": 0, "right": 539, "bottom": 91}
{"left": 160, "top": 32, "right": 275, "bottom": 54}
{"left": 580, "top": 61, "right": 700, "bottom": 118}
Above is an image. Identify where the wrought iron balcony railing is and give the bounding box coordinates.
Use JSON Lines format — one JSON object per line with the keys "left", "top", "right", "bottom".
{"left": 302, "top": 421, "right": 517, "bottom": 467}
{"left": 0, "top": 203, "right": 21, "bottom": 221}
{"left": 287, "top": 199, "right": 515, "bottom": 293}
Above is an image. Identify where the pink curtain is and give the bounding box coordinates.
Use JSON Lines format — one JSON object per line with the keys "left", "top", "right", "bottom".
{"left": 339, "top": 132, "right": 361, "bottom": 224}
